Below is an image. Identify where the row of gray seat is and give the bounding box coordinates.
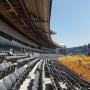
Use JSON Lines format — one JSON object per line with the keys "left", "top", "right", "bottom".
{"left": 0, "top": 55, "right": 6, "bottom": 63}
{"left": 0, "top": 65, "right": 29, "bottom": 90}
{"left": 0, "top": 56, "right": 42, "bottom": 90}
{"left": 28, "top": 60, "right": 43, "bottom": 90}
{"left": 17, "top": 57, "right": 36, "bottom": 68}
{"left": 0, "top": 55, "right": 35, "bottom": 81}
{"left": 0, "top": 62, "right": 17, "bottom": 79}
{"left": 12, "top": 57, "right": 42, "bottom": 90}
{"left": 0, "top": 53, "right": 42, "bottom": 90}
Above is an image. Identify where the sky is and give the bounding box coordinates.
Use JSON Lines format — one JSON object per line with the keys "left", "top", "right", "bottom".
{"left": 50, "top": 0, "right": 90, "bottom": 48}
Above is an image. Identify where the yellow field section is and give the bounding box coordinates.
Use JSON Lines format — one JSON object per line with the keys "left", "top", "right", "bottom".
{"left": 58, "top": 55, "right": 90, "bottom": 81}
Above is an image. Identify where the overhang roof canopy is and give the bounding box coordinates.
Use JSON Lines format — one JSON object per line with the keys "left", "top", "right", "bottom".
{"left": 0, "top": 0, "right": 58, "bottom": 48}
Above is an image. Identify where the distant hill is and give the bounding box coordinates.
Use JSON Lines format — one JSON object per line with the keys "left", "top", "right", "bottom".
{"left": 67, "top": 45, "right": 87, "bottom": 55}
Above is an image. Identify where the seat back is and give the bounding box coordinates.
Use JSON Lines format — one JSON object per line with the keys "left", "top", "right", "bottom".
{"left": 13, "top": 71, "right": 20, "bottom": 80}
{"left": 9, "top": 74, "right": 16, "bottom": 85}
{"left": 3, "top": 76, "right": 12, "bottom": 89}
{"left": 0, "top": 82, "right": 7, "bottom": 90}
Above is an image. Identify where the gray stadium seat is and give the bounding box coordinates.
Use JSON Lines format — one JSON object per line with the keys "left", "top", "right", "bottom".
{"left": 0, "top": 62, "right": 15, "bottom": 79}
{"left": 17, "top": 68, "right": 23, "bottom": 75}
{"left": 3, "top": 76, "right": 12, "bottom": 89}
{"left": 9, "top": 74, "right": 16, "bottom": 85}
{"left": 4, "top": 63, "right": 10, "bottom": 75}
{"left": 13, "top": 71, "right": 20, "bottom": 80}
{"left": 8, "top": 62, "right": 15, "bottom": 73}
{"left": 0, "top": 82, "right": 7, "bottom": 90}
{"left": 0, "top": 63, "right": 6, "bottom": 79}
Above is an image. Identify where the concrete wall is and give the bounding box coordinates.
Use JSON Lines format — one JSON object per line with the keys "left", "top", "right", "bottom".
{"left": 0, "top": 19, "right": 38, "bottom": 47}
